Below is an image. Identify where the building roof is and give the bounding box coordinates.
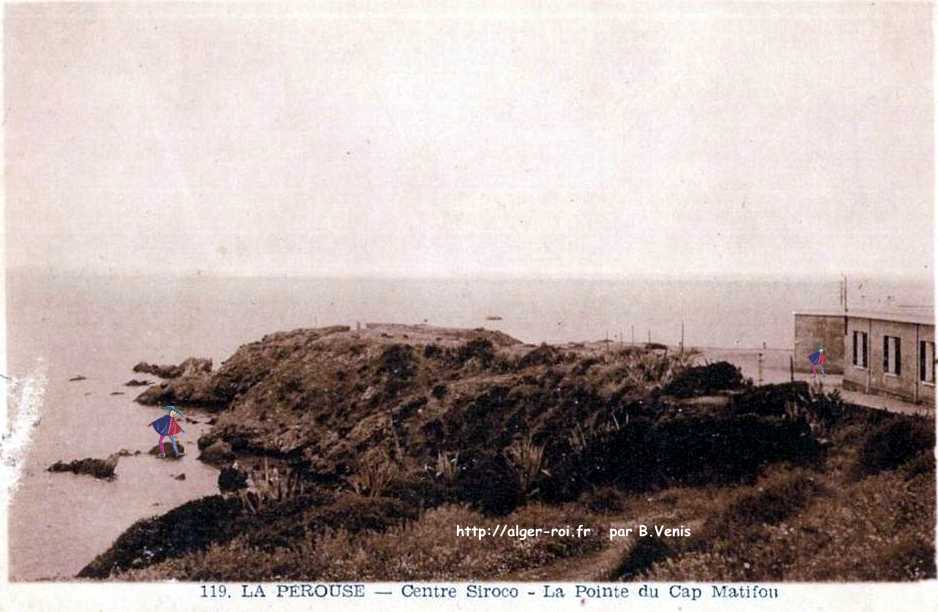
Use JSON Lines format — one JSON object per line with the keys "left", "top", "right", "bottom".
{"left": 794, "top": 309, "right": 934, "bottom": 326}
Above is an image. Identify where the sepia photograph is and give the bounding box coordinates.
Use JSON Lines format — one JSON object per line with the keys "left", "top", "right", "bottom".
{"left": 1, "top": 0, "right": 935, "bottom": 604}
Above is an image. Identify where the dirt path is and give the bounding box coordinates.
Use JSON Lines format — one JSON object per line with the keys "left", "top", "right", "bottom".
{"left": 507, "top": 513, "right": 701, "bottom": 582}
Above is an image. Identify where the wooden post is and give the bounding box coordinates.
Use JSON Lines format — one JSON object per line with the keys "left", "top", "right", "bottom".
{"left": 789, "top": 355, "right": 794, "bottom": 382}
{"left": 758, "top": 352, "right": 764, "bottom": 385}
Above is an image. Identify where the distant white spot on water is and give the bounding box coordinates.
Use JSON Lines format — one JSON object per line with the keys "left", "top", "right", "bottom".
{"left": 0, "top": 360, "right": 47, "bottom": 495}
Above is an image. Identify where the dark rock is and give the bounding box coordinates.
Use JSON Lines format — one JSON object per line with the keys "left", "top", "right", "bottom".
{"left": 48, "top": 454, "right": 119, "bottom": 480}
{"left": 218, "top": 464, "right": 248, "bottom": 493}
{"left": 116, "top": 448, "right": 134, "bottom": 456}
{"left": 132, "top": 358, "right": 212, "bottom": 380}
{"left": 173, "top": 473, "right": 186, "bottom": 481}
{"left": 110, "top": 391, "right": 125, "bottom": 396}
{"left": 148, "top": 442, "right": 186, "bottom": 459}
{"left": 133, "top": 362, "right": 182, "bottom": 379}
{"left": 134, "top": 375, "right": 227, "bottom": 408}
{"left": 198, "top": 439, "right": 235, "bottom": 465}
{"left": 124, "top": 379, "right": 152, "bottom": 387}
{"left": 68, "top": 375, "right": 87, "bottom": 382}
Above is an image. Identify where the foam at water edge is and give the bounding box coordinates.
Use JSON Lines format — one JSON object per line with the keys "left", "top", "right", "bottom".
{"left": 0, "top": 360, "right": 47, "bottom": 496}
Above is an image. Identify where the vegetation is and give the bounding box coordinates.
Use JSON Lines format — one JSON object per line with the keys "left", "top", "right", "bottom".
{"left": 84, "top": 326, "right": 934, "bottom": 582}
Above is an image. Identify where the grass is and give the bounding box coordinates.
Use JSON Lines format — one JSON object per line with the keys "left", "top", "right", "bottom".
{"left": 348, "top": 455, "right": 400, "bottom": 498}
{"left": 506, "top": 436, "right": 545, "bottom": 496}
{"left": 633, "top": 415, "right": 936, "bottom": 582}
{"left": 121, "top": 503, "right": 606, "bottom": 581}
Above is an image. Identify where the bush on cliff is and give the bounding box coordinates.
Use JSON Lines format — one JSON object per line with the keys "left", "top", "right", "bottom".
{"left": 662, "top": 361, "right": 744, "bottom": 398}
{"left": 78, "top": 495, "right": 244, "bottom": 578}
{"left": 853, "top": 416, "right": 935, "bottom": 478}
{"left": 730, "top": 382, "right": 811, "bottom": 417}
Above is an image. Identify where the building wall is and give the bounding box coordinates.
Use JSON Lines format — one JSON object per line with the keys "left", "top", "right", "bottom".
{"left": 843, "top": 317, "right": 935, "bottom": 404}
{"left": 919, "top": 324, "right": 935, "bottom": 404}
{"left": 793, "top": 314, "right": 845, "bottom": 374}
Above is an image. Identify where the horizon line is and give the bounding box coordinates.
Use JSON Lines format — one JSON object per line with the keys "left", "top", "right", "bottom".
{"left": 5, "top": 265, "right": 935, "bottom": 285}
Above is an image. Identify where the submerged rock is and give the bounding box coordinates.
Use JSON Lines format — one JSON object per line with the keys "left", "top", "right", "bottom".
{"left": 124, "top": 379, "right": 152, "bottom": 387}
{"left": 48, "top": 454, "right": 119, "bottom": 480}
{"left": 68, "top": 375, "right": 87, "bottom": 382}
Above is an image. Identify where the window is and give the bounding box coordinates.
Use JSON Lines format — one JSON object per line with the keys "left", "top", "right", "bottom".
{"left": 852, "top": 331, "right": 868, "bottom": 368}
{"left": 920, "top": 340, "right": 935, "bottom": 384}
{"left": 883, "top": 336, "right": 901, "bottom": 376}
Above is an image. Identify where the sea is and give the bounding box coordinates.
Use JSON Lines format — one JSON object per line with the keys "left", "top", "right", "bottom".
{"left": 4, "top": 270, "right": 932, "bottom": 580}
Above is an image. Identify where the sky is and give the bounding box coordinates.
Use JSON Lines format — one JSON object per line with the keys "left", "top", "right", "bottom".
{"left": 4, "top": 2, "right": 934, "bottom": 280}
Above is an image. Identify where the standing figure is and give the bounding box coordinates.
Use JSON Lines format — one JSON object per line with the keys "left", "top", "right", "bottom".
{"left": 808, "top": 346, "right": 827, "bottom": 379}
{"left": 149, "top": 405, "right": 185, "bottom": 457}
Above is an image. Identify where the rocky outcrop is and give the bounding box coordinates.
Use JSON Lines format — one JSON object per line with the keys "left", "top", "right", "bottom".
{"left": 132, "top": 358, "right": 212, "bottom": 380}
{"left": 124, "top": 379, "right": 152, "bottom": 387}
{"left": 48, "top": 454, "right": 119, "bottom": 480}
{"left": 128, "top": 324, "right": 821, "bottom": 510}
{"left": 76, "top": 489, "right": 413, "bottom": 579}
{"left": 198, "top": 439, "right": 235, "bottom": 465}
{"left": 134, "top": 376, "right": 226, "bottom": 408}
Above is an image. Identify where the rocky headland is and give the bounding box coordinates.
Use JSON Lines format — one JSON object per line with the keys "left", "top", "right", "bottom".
{"left": 76, "top": 323, "right": 934, "bottom": 581}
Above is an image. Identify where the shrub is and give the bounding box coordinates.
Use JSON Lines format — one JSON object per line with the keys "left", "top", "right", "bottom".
{"left": 730, "top": 382, "right": 811, "bottom": 418}
{"left": 517, "top": 343, "right": 561, "bottom": 369}
{"left": 431, "top": 383, "right": 448, "bottom": 399}
{"left": 652, "top": 413, "right": 819, "bottom": 487}
{"left": 348, "top": 455, "right": 400, "bottom": 498}
{"left": 78, "top": 495, "right": 244, "bottom": 578}
{"left": 853, "top": 417, "right": 935, "bottom": 478}
{"left": 506, "top": 436, "right": 546, "bottom": 496}
{"left": 378, "top": 344, "right": 417, "bottom": 395}
{"left": 456, "top": 452, "right": 523, "bottom": 516}
{"left": 435, "top": 450, "right": 460, "bottom": 483}
{"left": 456, "top": 338, "right": 496, "bottom": 367}
{"left": 898, "top": 450, "right": 936, "bottom": 481}
{"left": 662, "top": 361, "right": 744, "bottom": 398}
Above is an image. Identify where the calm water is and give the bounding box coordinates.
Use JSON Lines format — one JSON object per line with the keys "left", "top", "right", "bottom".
{"left": 5, "top": 271, "right": 931, "bottom": 580}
